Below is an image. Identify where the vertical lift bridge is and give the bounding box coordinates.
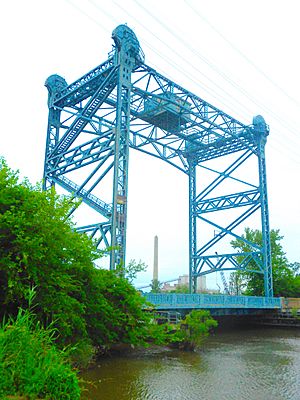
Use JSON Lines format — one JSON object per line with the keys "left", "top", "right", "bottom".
{"left": 43, "top": 25, "right": 273, "bottom": 296}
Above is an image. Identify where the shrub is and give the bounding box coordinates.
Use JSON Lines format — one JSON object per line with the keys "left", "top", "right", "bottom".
{"left": 167, "top": 310, "right": 218, "bottom": 350}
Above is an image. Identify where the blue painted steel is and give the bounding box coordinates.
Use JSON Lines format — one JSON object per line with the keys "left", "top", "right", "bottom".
{"left": 52, "top": 59, "right": 115, "bottom": 108}
{"left": 52, "top": 175, "right": 112, "bottom": 218}
{"left": 144, "top": 293, "right": 281, "bottom": 310}
{"left": 43, "top": 25, "right": 273, "bottom": 295}
{"left": 76, "top": 222, "right": 111, "bottom": 248}
{"left": 195, "top": 252, "right": 263, "bottom": 275}
{"left": 220, "top": 271, "right": 230, "bottom": 295}
{"left": 196, "top": 189, "right": 260, "bottom": 213}
{"left": 188, "top": 158, "right": 197, "bottom": 292}
{"left": 110, "top": 25, "right": 144, "bottom": 269}
{"left": 51, "top": 67, "right": 119, "bottom": 158}
{"left": 255, "top": 116, "right": 273, "bottom": 297}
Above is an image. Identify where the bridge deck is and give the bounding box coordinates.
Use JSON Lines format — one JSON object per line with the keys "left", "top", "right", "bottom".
{"left": 144, "top": 293, "right": 282, "bottom": 311}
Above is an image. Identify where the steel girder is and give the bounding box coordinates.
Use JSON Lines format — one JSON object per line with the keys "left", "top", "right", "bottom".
{"left": 43, "top": 26, "right": 273, "bottom": 296}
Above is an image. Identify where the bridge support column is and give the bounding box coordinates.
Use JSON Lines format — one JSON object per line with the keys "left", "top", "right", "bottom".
{"left": 110, "top": 64, "right": 131, "bottom": 269}
{"left": 255, "top": 116, "right": 273, "bottom": 297}
{"left": 110, "top": 26, "right": 143, "bottom": 269}
{"left": 188, "top": 157, "right": 197, "bottom": 293}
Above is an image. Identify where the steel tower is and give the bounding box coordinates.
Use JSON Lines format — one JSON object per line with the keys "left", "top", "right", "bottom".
{"left": 43, "top": 25, "right": 273, "bottom": 297}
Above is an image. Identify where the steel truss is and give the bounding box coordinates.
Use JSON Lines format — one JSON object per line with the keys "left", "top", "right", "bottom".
{"left": 43, "top": 25, "right": 273, "bottom": 296}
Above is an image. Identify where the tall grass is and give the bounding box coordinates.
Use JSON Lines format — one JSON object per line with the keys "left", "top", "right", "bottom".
{"left": 0, "top": 307, "right": 81, "bottom": 399}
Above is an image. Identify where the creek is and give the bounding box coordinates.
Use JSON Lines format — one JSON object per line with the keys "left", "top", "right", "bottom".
{"left": 81, "top": 327, "right": 300, "bottom": 400}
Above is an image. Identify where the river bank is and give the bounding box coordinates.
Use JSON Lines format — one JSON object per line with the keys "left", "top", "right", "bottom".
{"left": 81, "top": 326, "right": 300, "bottom": 400}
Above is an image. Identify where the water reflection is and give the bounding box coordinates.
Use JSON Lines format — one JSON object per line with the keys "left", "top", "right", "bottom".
{"left": 81, "top": 328, "right": 300, "bottom": 400}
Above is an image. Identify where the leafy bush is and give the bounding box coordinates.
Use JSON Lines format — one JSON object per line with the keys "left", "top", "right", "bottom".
{"left": 80, "top": 267, "right": 156, "bottom": 350}
{"left": 167, "top": 310, "right": 218, "bottom": 350}
{"left": 290, "top": 308, "right": 300, "bottom": 320}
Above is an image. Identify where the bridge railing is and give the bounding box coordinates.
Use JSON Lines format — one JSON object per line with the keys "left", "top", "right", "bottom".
{"left": 144, "top": 293, "right": 282, "bottom": 310}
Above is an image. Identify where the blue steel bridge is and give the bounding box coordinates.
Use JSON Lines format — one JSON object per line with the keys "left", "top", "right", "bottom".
{"left": 44, "top": 25, "right": 274, "bottom": 299}
{"left": 144, "top": 293, "right": 282, "bottom": 316}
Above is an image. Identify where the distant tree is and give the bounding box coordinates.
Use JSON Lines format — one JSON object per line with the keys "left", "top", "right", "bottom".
{"left": 150, "top": 279, "right": 162, "bottom": 293}
{"left": 289, "top": 262, "right": 300, "bottom": 276}
{"left": 228, "top": 272, "right": 244, "bottom": 295}
{"left": 231, "top": 228, "right": 300, "bottom": 297}
{"left": 169, "top": 284, "right": 189, "bottom": 294}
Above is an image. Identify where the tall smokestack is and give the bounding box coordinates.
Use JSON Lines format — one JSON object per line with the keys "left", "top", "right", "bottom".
{"left": 153, "top": 235, "right": 158, "bottom": 281}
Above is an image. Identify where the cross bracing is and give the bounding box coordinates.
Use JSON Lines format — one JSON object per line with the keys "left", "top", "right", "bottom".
{"left": 43, "top": 25, "right": 273, "bottom": 296}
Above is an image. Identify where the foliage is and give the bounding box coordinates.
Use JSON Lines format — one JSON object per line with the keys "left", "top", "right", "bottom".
{"left": 0, "top": 160, "right": 173, "bottom": 359}
{"left": 0, "top": 159, "right": 99, "bottom": 343}
{"left": 82, "top": 267, "right": 156, "bottom": 349}
{"left": 289, "top": 262, "right": 300, "bottom": 276}
{"left": 142, "top": 317, "right": 176, "bottom": 346}
{"left": 167, "top": 310, "right": 218, "bottom": 349}
{"left": 150, "top": 279, "right": 162, "bottom": 293}
{"left": 115, "top": 258, "right": 147, "bottom": 283}
{"left": 138, "top": 310, "right": 218, "bottom": 350}
{"left": 169, "top": 284, "right": 190, "bottom": 293}
{"left": 231, "top": 228, "right": 300, "bottom": 297}
{"left": 67, "top": 338, "right": 96, "bottom": 370}
{"left": 290, "top": 308, "right": 300, "bottom": 320}
{"left": 0, "top": 306, "right": 81, "bottom": 400}
{"left": 228, "top": 271, "right": 244, "bottom": 295}
{"left": 0, "top": 158, "right": 218, "bottom": 397}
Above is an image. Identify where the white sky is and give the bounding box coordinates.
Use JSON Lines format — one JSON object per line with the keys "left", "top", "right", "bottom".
{"left": 1, "top": 0, "right": 299, "bottom": 288}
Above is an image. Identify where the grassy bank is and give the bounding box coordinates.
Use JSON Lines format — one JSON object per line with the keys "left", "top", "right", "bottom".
{"left": 0, "top": 308, "right": 81, "bottom": 400}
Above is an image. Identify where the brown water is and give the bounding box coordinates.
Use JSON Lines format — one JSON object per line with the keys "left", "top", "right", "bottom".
{"left": 81, "top": 327, "right": 300, "bottom": 400}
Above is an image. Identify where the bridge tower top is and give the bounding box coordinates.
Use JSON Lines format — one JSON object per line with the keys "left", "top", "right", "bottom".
{"left": 112, "top": 24, "right": 144, "bottom": 65}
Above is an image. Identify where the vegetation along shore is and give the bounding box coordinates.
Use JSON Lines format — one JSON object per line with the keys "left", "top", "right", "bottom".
{"left": 0, "top": 159, "right": 217, "bottom": 399}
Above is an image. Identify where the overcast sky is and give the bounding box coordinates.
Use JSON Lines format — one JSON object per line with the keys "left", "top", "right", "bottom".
{"left": 1, "top": 0, "right": 299, "bottom": 288}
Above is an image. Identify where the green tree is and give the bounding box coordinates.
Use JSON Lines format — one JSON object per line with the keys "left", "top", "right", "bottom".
{"left": 82, "top": 267, "right": 155, "bottom": 349}
{"left": 0, "top": 160, "right": 162, "bottom": 354}
{"left": 150, "top": 279, "right": 162, "bottom": 293}
{"left": 231, "top": 228, "right": 300, "bottom": 297}
{"left": 169, "top": 284, "right": 189, "bottom": 293}
{"left": 0, "top": 159, "right": 98, "bottom": 342}
{"left": 228, "top": 271, "right": 245, "bottom": 295}
{"left": 289, "top": 262, "right": 300, "bottom": 276}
